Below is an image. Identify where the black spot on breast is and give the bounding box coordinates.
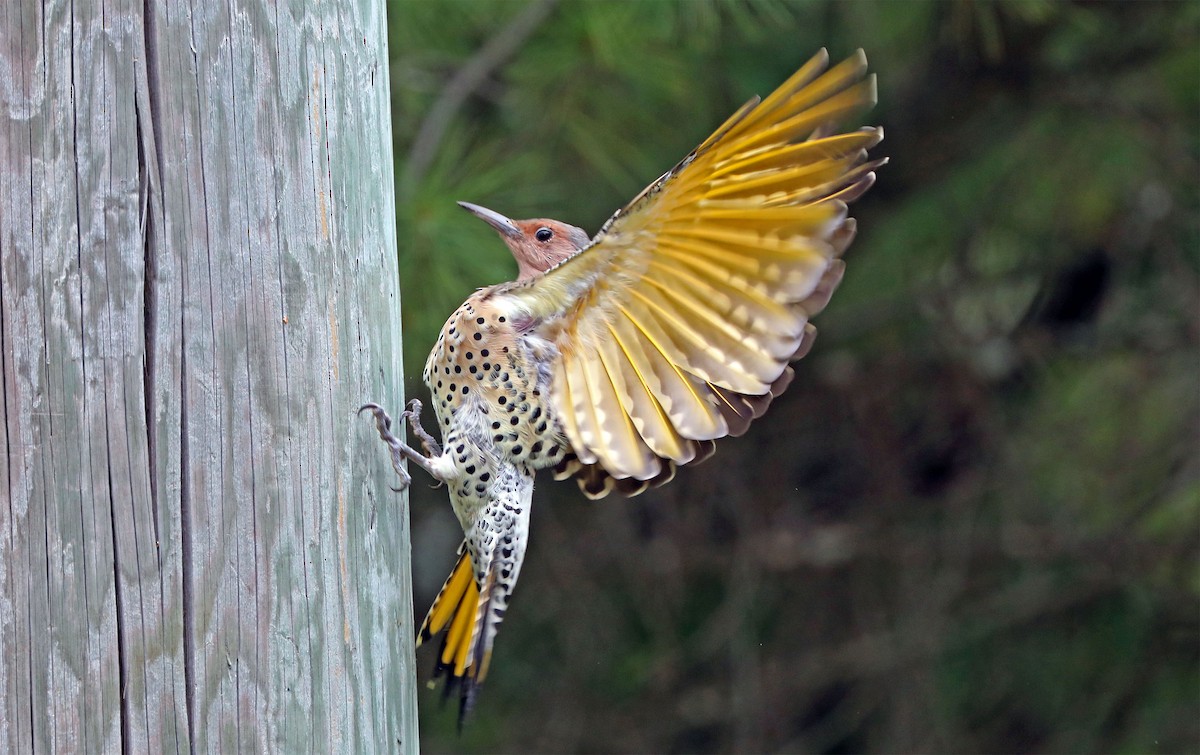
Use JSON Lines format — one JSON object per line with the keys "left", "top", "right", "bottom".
{"left": 511, "top": 445, "right": 523, "bottom": 456}
{"left": 510, "top": 416, "right": 519, "bottom": 426}
{"left": 491, "top": 421, "right": 501, "bottom": 430}
{"left": 481, "top": 349, "right": 490, "bottom": 357}
{"left": 473, "top": 333, "right": 482, "bottom": 341}
{"left": 531, "top": 441, "right": 544, "bottom": 454}
{"left": 498, "top": 396, "right": 506, "bottom": 405}
{"left": 479, "top": 472, "right": 491, "bottom": 482}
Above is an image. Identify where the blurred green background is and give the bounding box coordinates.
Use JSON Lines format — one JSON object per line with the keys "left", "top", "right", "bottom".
{"left": 386, "top": 1, "right": 1198, "bottom": 751}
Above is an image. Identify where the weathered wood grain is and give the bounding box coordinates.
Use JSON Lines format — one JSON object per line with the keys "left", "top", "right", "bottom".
{"left": 0, "top": 0, "right": 417, "bottom": 751}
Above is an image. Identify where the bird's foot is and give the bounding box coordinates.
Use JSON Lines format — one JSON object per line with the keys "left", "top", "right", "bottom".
{"left": 358, "top": 402, "right": 444, "bottom": 492}
{"left": 403, "top": 399, "right": 442, "bottom": 457}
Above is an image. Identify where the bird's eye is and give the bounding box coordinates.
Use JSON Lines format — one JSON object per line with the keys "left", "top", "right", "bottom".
{"left": 535, "top": 227, "right": 553, "bottom": 242}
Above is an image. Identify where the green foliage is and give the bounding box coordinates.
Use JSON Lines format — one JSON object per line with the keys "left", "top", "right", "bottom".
{"left": 387, "top": 1, "right": 1198, "bottom": 751}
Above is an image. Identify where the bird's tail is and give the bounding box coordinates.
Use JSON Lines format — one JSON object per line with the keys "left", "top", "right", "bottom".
{"left": 416, "top": 542, "right": 499, "bottom": 726}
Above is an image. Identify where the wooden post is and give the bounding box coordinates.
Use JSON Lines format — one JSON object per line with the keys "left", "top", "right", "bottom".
{"left": 0, "top": 0, "right": 418, "bottom": 751}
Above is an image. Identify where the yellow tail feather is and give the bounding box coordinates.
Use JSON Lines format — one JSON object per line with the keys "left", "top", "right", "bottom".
{"left": 417, "top": 544, "right": 475, "bottom": 645}
{"left": 416, "top": 543, "right": 492, "bottom": 727}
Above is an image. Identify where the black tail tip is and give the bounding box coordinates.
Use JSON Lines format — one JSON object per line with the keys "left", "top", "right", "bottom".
{"left": 457, "top": 678, "right": 481, "bottom": 734}
{"left": 431, "top": 657, "right": 483, "bottom": 734}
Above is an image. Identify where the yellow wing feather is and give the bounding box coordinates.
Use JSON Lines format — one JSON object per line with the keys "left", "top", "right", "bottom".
{"left": 502, "top": 49, "right": 884, "bottom": 488}
{"left": 603, "top": 320, "right": 690, "bottom": 460}
{"left": 555, "top": 357, "right": 598, "bottom": 466}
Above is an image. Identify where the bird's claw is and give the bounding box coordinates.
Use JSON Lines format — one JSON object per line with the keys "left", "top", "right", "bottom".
{"left": 402, "top": 398, "right": 443, "bottom": 457}
{"left": 359, "top": 402, "right": 416, "bottom": 490}
{"left": 359, "top": 401, "right": 449, "bottom": 490}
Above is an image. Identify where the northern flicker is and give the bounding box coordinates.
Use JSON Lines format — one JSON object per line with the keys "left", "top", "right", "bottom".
{"left": 362, "top": 48, "right": 884, "bottom": 723}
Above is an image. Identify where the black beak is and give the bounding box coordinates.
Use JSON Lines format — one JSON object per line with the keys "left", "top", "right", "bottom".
{"left": 457, "top": 201, "right": 522, "bottom": 239}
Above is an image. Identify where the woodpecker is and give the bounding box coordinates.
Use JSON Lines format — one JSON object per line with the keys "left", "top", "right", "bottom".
{"left": 362, "top": 48, "right": 884, "bottom": 724}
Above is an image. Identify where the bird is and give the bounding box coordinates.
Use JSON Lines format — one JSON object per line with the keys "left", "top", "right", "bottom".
{"left": 361, "top": 48, "right": 885, "bottom": 725}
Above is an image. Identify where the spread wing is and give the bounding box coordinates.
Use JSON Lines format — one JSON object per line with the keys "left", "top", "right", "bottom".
{"left": 501, "top": 49, "right": 885, "bottom": 497}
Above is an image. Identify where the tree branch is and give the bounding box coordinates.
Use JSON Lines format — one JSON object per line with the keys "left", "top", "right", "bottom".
{"left": 401, "top": 0, "right": 559, "bottom": 194}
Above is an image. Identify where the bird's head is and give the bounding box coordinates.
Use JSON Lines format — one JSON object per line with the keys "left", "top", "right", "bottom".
{"left": 458, "top": 201, "right": 590, "bottom": 281}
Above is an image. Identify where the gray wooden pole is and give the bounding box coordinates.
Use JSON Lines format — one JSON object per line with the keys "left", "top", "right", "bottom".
{"left": 0, "top": 0, "right": 418, "bottom": 751}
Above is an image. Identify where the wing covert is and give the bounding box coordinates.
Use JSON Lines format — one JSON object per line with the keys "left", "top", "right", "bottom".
{"left": 502, "top": 49, "right": 885, "bottom": 494}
